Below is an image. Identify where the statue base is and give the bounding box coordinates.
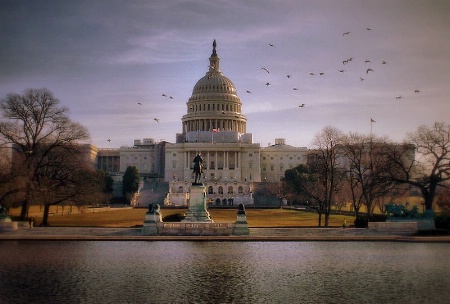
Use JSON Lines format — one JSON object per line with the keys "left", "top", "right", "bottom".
{"left": 233, "top": 210, "right": 249, "bottom": 235}
{"left": 141, "top": 210, "right": 162, "bottom": 235}
{"left": 0, "top": 218, "right": 18, "bottom": 231}
{"left": 182, "top": 184, "right": 213, "bottom": 222}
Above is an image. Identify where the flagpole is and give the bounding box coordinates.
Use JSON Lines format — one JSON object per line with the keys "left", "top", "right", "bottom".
{"left": 370, "top": 118, "right": 375, "bottom": 139}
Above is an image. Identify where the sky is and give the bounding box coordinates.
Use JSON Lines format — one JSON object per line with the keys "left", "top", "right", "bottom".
{"left": 1, "top": 0, "right": 449, "bottom": 149}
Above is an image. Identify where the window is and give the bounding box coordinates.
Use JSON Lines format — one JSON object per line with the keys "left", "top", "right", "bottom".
{"left": 218, "top": 186, "right": 223, "bottom": 194}
{"left": 228, "top": 186, "right": 233, "bottom": 194}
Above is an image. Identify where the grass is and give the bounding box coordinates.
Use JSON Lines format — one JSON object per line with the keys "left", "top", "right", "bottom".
{"left": 9, "top": 205, "right": 354, "bottom": 228}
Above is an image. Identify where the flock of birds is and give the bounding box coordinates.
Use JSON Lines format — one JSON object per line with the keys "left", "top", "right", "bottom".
{"left": 107, "top": 93, "right": 171, "bottom": 142}
{"left": 243, "top": 27, "right": 422, "bottom": 110}
{"left": 106, "top": 28, "right": 423, "bottom": 143}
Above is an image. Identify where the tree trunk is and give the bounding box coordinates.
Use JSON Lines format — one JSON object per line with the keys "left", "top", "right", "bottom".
{"left": 324, "top": 212, "right": 330, "bottom": 227}
{"left": 317, "top": 212, "right": 322, "bottom": 227}
{"left": 422, "top": 182, "right": 437, "bottom": 211}
{"left": 42, "top": 204, "right": 51, "bottom": 226}
{"left": 19, "top": 200, "right": 29, "bottom": 220}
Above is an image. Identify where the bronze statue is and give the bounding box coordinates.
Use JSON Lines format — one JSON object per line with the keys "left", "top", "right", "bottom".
{"left": 193, "top": 153, "right": 203, "bottom": 184}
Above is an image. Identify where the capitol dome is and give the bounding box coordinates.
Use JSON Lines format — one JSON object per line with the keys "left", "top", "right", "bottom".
{"left": 180, "top": 40, "right": 247, "bottom": 142}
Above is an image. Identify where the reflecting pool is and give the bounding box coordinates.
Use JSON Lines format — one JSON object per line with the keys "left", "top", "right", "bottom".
{"left": 1, "top": 241, "right": 449, "bottom": 303}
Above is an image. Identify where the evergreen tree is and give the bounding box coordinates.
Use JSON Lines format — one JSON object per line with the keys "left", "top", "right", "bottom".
{"left": 122, "top": 166, "right": 140, "bottom": 203}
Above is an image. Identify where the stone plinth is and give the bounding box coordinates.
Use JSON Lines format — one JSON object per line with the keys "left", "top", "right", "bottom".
{"left": 0, "top": 219, "right": 18, "bottom": 231}
{"left": 182, "top": 184, "right": 213, "bottom": 222}
{"left": 233, "top": 204, "right": 249, "bottom": 235}
{"left": 141, "top": 203, "right": 163, "bottom": 235}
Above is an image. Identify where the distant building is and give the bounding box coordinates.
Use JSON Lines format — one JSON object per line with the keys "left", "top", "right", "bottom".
{"left": 260, "top": 139, "right": 308, "bottom": 183}
{"left": 90, "top": 41, "right": 315, "bottom": 205}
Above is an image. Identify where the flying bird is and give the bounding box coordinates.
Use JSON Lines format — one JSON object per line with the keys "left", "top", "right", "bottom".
{"left": 162, "top": 94, "right": 167, "bottom": 97}
{"left": 265, "top": 82, "right": 271, "bottom": 87}
{"left": 169, "top": 96, "right": 174, "bottom": 99}
{"left": 338, "top": 70, "right": 345, "bottom": 73}
{"left": 382, "top": 61, "right": 387, "bottom": 64}
{"left": 343, "top": 31, "right": 350, "bottom": 36}
{"left": 360, "top": 77, "right": 365, "bottom": 81}
{"left": 343, "top": 58, "right": 353, "bottom": 65}
{"left": 414, "top": 90, "right": 420, "bottom": 93}
{"left": 366, "top": 28, "right": 373, "bottom": 31}
{"left": 246, "top": 90, "right": 252, "bottom": 93}
{"left": 309, "top": 72, "right": 315, "bottom": 76}
{"left": 365, "top": 60, "right": 371, "bottom": 63}
{"left": 366, "top": 68, "right": 374, "bottom": 74}
{"left": 319, "top": 72, "right": 325, "bottom": 76}
{"left": 261, "top": 67, "right": 270, "bottom": 73}
{"left": 395, "top": 96, "right": 402, "bottom": 100}
{"left": 269, "top": 43, "right": 275, "bottom": 47}
{"left": 154, "top": 118, "right": 160, "bottom": 123}
{"left": 107, "top": 139, "right": 111, "bottom": 142}
{"left": 137, "top": 102, "right": 142, "bottom": 105}
{"left": 299, "top": 104, "right": 305, "bottom": 108}
{"left": 293, "top": 88, "right": 298, "bottom": 90}
{"left": 286, "top": 75, "right": 291, "bottom": 78}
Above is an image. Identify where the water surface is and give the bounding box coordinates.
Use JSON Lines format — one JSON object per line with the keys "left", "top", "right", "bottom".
{"left": 1, "top": 241, "right": 449, "bottom": 303}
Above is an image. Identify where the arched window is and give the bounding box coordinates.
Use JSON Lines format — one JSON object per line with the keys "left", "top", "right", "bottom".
{"left": 228, "top": 186, "right": 233, "bottom": 194}
{"left": 177, "top": 186, "right": 184, "bottom": 193}
{"left": 218, "top": 186, "right": 223, "bottom": 194}
{"left": 238, "top": 186, "right": 243, "bottom": 194}
{"left": 208, "top": 186, "right": 214, "bottom": 194}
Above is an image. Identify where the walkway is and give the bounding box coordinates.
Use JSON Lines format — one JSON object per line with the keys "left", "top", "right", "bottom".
{"left": 1, "top": 226, "right": 449, "bottom": 242}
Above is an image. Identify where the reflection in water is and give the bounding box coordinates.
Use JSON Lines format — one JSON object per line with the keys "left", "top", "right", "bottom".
{"left": 1, "top": 241, "right": 449, "bottom": 303}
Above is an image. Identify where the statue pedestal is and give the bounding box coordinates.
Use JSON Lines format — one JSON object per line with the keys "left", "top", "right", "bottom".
{"left": 0, "top": 218, "right": 18, "bottom": 232}
{"left": 233, "top": 206, "right": 249, "bottom": 235}
{"left": 182, "top": 184, "right": 213, "bottom": 222}
{"left": 142, "top": 209, "right": 162, "bottom": 235}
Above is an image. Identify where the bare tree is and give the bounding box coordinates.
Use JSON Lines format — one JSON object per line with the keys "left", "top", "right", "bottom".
{"left": 340, "top": 132, "right": 399, "bottom": 217}
{"left": 386, "top": 122, "right": 450, "bottom": 212}
{"left": 309, "top": 126, "right": 344, "bottom": 226}
{"left": 0, "top": 88, "right": 90, "bottom": 220}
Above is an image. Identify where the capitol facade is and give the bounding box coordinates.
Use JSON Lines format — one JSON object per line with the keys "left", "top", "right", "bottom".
{"left": 96, "top": 40, "right": 309, "bottom": 206}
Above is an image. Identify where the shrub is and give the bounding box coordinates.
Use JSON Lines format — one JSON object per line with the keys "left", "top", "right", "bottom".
{"left": 354, "top": 214, "right": 388, "bottom": 228}
{"left": 162, "top": 213, "right": 185, "bottom": 222}
{"left": 434, "top": 214, "right": 450, "bottom": 230}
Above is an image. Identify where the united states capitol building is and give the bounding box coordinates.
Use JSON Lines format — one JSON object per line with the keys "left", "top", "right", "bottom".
{"left": 95, "top": 41, "right": 308, "bottom": 206}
